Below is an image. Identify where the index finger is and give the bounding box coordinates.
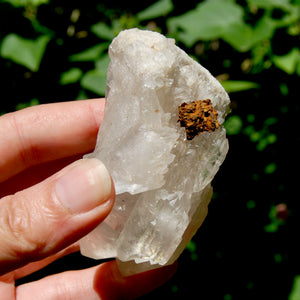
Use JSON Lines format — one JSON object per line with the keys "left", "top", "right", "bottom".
{"left": 0, "top": 99, "right": 105, "bottom": 183}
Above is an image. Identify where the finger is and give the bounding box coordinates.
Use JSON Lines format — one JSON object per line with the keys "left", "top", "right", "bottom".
{"left": 0, "top": 155, "right": 81, "bottom": 198}
{"left": 0, "top": 244, "right": 79, "bottom": 282}
{"left": 16, "top": 260, "right": 177, "bottom": 300}
{"left": 12, "top": 243, "right": 79, "bottom": 280}
{"left": 0, "top": 98, "right": 105, "bottom": 183}
{"left": 0, "top": 158, "right": 114, "bottom": 276}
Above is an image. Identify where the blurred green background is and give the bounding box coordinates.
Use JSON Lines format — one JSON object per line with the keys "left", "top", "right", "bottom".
{"left": 1, "top": 0, "right": 300, "bottom": 298}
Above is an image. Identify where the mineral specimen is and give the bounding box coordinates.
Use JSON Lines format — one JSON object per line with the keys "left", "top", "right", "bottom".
{"left": 80, "top": 28, "right": 230, "bottom": 276}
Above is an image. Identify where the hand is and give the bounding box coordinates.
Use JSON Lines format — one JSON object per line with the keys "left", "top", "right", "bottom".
{"left": 0, "top": 99, "right": 176, "bottom": 299}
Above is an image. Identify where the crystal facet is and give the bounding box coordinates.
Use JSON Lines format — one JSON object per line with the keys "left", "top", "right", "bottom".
{"left": 80, "top": 28, "right": 230, "bottom": 276}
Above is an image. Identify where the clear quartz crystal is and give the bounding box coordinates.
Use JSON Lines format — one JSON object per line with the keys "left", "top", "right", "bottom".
{"left": 80, "top": 28, "right": 230, "bottom": 276}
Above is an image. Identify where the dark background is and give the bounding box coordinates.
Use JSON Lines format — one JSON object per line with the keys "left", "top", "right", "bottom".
{"left": 1, "top": 0, "right": 300, "bottom": 299}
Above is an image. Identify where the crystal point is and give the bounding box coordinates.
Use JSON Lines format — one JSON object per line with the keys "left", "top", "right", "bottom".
{"left": 80, "top": 28, "right": 230, "bottom": 275}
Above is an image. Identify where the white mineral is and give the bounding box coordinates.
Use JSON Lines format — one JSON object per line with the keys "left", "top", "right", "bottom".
{"left": 80, "top": 28, "right": 230, "bottom": 275}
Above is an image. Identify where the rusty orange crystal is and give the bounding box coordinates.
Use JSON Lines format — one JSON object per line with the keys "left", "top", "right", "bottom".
{"left": 178, "top": 99, "right": 220, "bottom": 140}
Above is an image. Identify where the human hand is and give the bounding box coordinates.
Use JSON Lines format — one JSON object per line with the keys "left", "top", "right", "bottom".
{"left": 0, "top": 99, "right": 176, "bottom": 299}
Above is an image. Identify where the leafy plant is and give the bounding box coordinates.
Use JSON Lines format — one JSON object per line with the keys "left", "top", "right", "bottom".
{"left": 2, "top": 0, "right": 49, "bottom": 7}
{"left": 81, "top": 54, "right": 110, "bottom": 95}
{"left": 273, "top": 47, "right": 300, "bottom": 74}
{"left": 136, "top": 0, "right": 173, "bottom": 20}
{"left": 0, "top": 34, "right": 50, "bottom": 71}
{"left": 289, "top": 275, "right": 300, "bottom": 300}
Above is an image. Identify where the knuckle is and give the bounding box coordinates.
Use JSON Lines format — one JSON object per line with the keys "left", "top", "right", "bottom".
{"left": 9, "top": 113, "right": 41, "bottom": 169}
{"left": 0, "top": 194, "right": 47, "bottom": 260}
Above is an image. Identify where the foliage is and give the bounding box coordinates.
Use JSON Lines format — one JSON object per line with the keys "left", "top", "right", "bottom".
{"left": 290, "top": 275, "right": 300, "bottom": 300}
{"left": 2, "top": 0, "right": 49, "bottom": 7}
{"left": 0, "top": 34, "right": 50, "bottom": 71}
{"left": 1, "top": 0, "right": 300, "bottom": 299}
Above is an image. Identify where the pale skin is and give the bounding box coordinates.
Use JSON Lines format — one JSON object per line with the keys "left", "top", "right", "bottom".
{"left": 0, "top": 98, "right": 176, "bottom": 299}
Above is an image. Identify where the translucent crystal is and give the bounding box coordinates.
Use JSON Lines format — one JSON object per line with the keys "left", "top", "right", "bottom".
{"left": 80, "top": 28, "right": 230, "bottom": 275}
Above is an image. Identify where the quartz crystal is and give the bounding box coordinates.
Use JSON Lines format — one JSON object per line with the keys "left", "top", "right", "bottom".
{"left": 80, "top": 28, "right": 230, "bottom": 276}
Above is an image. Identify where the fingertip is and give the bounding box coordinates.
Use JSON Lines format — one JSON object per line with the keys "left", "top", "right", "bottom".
{"left": 54, "top": 158, "right": 113, "bottom": 214}
{"left": 15, "top": 259, "right": 176, "bottom": 300}
{"left": 94, "top": 260, "right": 177, "bottom": 300}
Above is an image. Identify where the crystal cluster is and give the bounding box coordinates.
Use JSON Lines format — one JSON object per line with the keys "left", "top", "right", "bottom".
{"left": 80, "top": 28, "right": 230, "bottom": 276}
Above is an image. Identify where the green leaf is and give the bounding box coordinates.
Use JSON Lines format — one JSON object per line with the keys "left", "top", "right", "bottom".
{"left": 186, "top": 240, "right": 198, "bottom": 261}
{"left": 186, "top": 240, "right": 197, "bottom": 252}
{"left": 60, "top": 68, "right": 83, "bottom": 85}
{"left": 278, "top": 5, "right": 300, "bottom": 28}
{"left": 95, "top": 54, "right": 110, "bottom": 71}
{"left": 221, "top": 22, "right": 253, "bottom": 52}
{"left": 264, "top": 117, "right": 278, "bottom": 126}
{"left": 81, "top": 70, "right": 107, "bottom": 95}
{"left": 0, "top": 34, "right": 50, "bottom": 72}
{"left": 81, "top": 54, "right": 110, "bottom": 95}
{"left": 250, "top": 131, "right": 262, "bottom": 142}
{"left": 280, "top": 83, "right": 289, "bottom": 95}
{"left": 289, "top": 275, "right": 300, "bottom": 300}
{"left": 264, "top": 222, "right": 279, "bottom": 233}
{"left": 248, "top": 0, "right": 292, "bottom": 10}
{"left": 264, "top": 162, "right": 277, "bottom": 174}
{"left": 168, "top": 0, "right": 295, "bottom": 51}
{"left": 243, "top": 125, "right": 255, "bottom": 136}
{"left": 69, "top": 43, "right": 109, "bottom": 62}
{"left": 222, "top": 14, "right": 276, "bottom": 52}
{"left": 247, "top": 114, "right": 255, "bottom": 123}
{"left": 2, "top": 0, "right": 49, "bottom": 7}
{"left": 273, "top": 48, "right": 300, "bottom": 74}
{"left": 136, "top": 0, "right": 173, "bottom": 21}
{"left": 224, "top": 115, "right": 243, "bottom": 135}
{"left": 221, "top": 80, "right": 260, "bottom": 93}
{"left": 246, "top": 200, "right": 256, "bottom": 210}
{"left": 266, "top": 133, "right": 277, "bottom": 144}
{"left": 91, "top": 22, "right": 115, "bottom": 40}
{"left": 249, "top": 0, "right": 300, "bottom": 29}
{"left": 167, "top": 0, "right": 244, "bottom": 46}
{"left": 264, "top": 205, "right": 284, "bottom": 233}
{"left": 256, "top": 134, "right": 277, "bottom": 151}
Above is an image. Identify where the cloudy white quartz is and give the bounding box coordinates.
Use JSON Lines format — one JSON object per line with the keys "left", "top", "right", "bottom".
{"left": 80, "top": 28, "right": 230, "bottom": 275}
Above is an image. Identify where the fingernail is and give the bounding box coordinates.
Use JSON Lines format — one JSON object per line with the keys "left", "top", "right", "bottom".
{"left": 55, "top": 159, "right": 112, "bottom": 213}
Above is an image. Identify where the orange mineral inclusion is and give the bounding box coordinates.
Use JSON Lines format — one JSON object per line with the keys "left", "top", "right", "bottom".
{"left": 178, "top": 99, "right": 220, "bottom": 140}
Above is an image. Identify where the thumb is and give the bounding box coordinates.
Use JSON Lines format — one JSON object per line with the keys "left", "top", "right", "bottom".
{"left": 0, "top": 158, "right": 114, "bottom": 275}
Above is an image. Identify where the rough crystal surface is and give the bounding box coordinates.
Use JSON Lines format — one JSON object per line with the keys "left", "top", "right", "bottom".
{"left": 80, "top": 28, "right": 230, "bottom": 275}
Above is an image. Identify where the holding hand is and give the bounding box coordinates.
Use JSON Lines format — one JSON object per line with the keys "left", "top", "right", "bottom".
{"left": 0, "top": 99, "right": 176, "bottom": 299}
